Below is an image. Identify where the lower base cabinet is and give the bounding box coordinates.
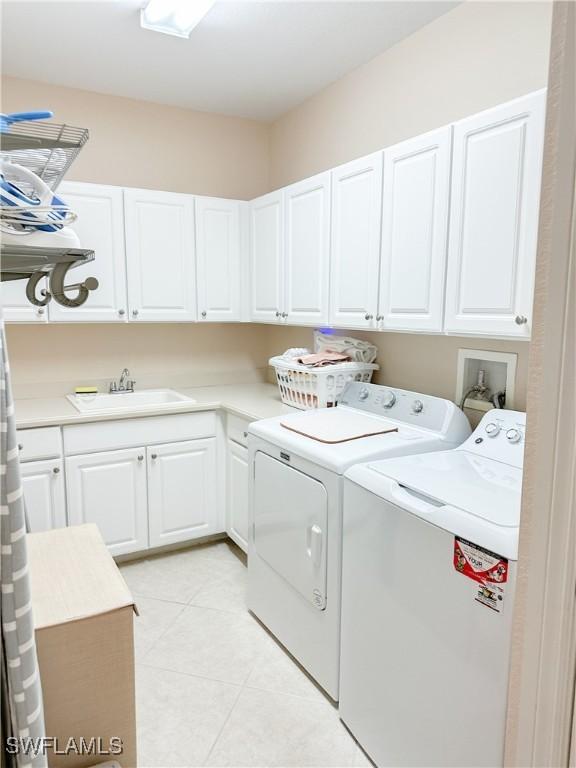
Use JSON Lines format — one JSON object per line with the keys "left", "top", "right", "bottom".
{"left": 148, "top": 438, "right": 218, "bottom": 548}
{"left": 66, "top": 447, "right": 148, "bottom": 556}
{"left": 21, "top": 415, "right": 224, "bottom": 555}
{"left": 65, "top": 437, "right": 218, "bottom": 556}
{"left": 20, "top": 459, "right": 66, "bottom": 533}
{"left": 226, "top": 438, "right": 249, "bottom": 552}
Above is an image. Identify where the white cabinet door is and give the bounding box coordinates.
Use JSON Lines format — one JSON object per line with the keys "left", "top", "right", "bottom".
{"left": 1, "top": 279, "right": 48, "bottom": 323}
{"left": 66, "top": 447, "right": 148, "bottom": 556}
{"left": 226, "top": 438, "right": 249, "bottom": 553}
{"left": 445, "top": 90, "right": 546, "bottom": 337}
{"left": 284, "top": 172, "right": 331, "bottom": 325}
{"left": 249, "top": 190, "right": 284, "bottom": 323}
{"left": 20, "top": 459, "right": 66, "bottom": 533}
{"left": 195, "top": 196, "right": 241, "bottom": 322}
{"left": 124, "top": 189, "right": 196, "bottom": 322}
{"left": 148, "top": 438, "right": 218, "bottom": 548}
{"left": 49, "top": 182, "right": 127, "bottom": 322}
{"left": 330, "top": 154, "right": 383, "bottom": 329}
{"left": 379, "top": 127, "right": 452, "bottom": 332}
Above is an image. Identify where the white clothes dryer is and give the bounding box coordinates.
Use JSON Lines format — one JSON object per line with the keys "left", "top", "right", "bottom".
{"left": 247, "top": 382, "right": 471, "bottom": 700}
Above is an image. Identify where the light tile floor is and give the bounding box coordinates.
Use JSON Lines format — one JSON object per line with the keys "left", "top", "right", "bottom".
{"left": 120, "top": 540, "right": 371, "bottom": 768}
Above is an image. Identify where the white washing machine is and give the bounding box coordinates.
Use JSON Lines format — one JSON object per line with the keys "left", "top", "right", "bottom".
{"left": 247, "top": 382, "right": 471, "bottom": 700}
{"left": 340, "top": 409, "right": 526, "bottom": 767}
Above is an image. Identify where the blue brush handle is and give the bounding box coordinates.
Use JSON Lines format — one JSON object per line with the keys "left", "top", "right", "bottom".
{"left": 0, "top": 111, "right": 54, "bottom": 131}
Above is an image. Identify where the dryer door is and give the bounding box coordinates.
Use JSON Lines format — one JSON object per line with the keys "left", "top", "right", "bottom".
{"left": 253, "top": 451, "right": 328, "bottom": 609}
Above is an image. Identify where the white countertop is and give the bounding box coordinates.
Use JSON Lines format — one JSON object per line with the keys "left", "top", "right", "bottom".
{"left": 14, "top": 383, "right": 293, "bottom": 429}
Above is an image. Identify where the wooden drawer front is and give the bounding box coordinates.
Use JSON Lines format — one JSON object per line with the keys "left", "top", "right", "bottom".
{"left": 17, "top": 427, "right": 62, "bottom": 462}
{"left": 227, "top": 414, "right": 252, "bottom": 447}
{"left": 63, "top": 412, "right": 217, "bottom": 455}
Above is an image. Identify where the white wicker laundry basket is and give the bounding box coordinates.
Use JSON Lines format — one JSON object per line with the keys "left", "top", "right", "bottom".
{"left": 270, "top": 356, "right": 379, "bottom": 410}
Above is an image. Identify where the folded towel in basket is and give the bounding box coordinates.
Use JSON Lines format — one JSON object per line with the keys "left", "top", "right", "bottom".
{"left": 296, "top": 352, "right": 351, "bottom": 367}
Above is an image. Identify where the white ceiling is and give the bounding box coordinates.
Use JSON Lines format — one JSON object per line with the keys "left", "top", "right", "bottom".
{"left": 2, "top": 0, "right": 459, "bottom": 121}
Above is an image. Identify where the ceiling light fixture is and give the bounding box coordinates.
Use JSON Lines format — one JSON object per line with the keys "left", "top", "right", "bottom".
{"left": 141, "top": 0, "right": 217, "bottom": 39}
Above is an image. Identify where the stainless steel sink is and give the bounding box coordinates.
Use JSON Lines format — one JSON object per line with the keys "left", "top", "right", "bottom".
{"left": 67, "top": 388, "right": 195, "bottom": 414}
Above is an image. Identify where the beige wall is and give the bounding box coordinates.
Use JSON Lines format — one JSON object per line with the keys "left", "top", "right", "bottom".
{"left": 2, "top": 2, "right": 552, "bottom": 407}
{"left": 1, "top": 77, "right": 272, "bottom": 400}
{"left": 5, "top": 323, "right": 269, "bottom": 400}
{"left": 1, "top": 76, "right": 269, "bottom": 199}
{"left": 262, "top": 326, "right": 529, "bottom": 412}
{"left": 2, "top": 78, "right": 268, "bottom": 397}
{"left": 269, "top": 1, "right": 552, "bottom": 188}
{"left": 265, "top": 0, "right": 551, "bottom": 409}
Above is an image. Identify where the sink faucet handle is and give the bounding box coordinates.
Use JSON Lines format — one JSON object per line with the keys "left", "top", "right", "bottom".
{"left": 118, "top": 367, "right": 131, "bottom": 390}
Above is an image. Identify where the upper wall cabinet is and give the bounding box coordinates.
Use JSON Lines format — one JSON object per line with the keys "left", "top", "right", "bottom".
{"left": 49, "top": 182, "right": 128, "bottom": 322}
{"left": 378, "top": 127, "right": 452, "bottom": 332}
{"left": 124, "top": 189, "right": 197, "bottom": 322}
{"left": 1, "top": 278, "right": 48, "bottom": 323}
{"left": 195, "top": 196, "right": 243, "bottom": 322}
{"left": 444, "top": 90, "right": 546, "bottom": 338}
{"left": 283, "top": 172, "right": 331, "bottom": 326}
{"left": 249, "top": 175, "right": 330, "bottom": 326}
{"left": 3, "top": 90, "right": 544, "bottom": 341}
{"left": 249, "top": 190, "right": 284, "bottom": 323}
{"left": 329, "top": 154, "right": 383, "bottom": 329}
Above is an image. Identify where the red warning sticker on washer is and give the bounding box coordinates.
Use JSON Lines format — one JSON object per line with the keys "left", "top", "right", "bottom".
{"left": 454, "top": 537, "right": 508, "bottom": 612}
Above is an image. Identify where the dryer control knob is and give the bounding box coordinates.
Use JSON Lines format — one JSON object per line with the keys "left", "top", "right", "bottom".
{"left": 485, "top": 422, "right": 501, "bottom": 437}
{"left": 412, "top": 399, "right": 424, "bottom": 414}
{"left": 382, "top": 391, "right": 396, "bottom": 409}
{"left": 506, "top": 428, "right": 522, "bottom": 444}
{"left": 358, "top": 387, "right": 370, "bottom": 401}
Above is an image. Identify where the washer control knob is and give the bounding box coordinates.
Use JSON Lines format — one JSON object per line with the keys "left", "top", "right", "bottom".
{"left": 382, "top": 391, "right": 396, "bottom": 409}
{"left": 485, "top": 422, "right": 501, "bottom": 438}
{"left": 411, "top": 399, "right": 424, "bottom": 414}
{"left": 506, "top": 428, "right": 522, "bottom": 444}
{"left": 358, "top": 387, "right": 370, "bottom": 401}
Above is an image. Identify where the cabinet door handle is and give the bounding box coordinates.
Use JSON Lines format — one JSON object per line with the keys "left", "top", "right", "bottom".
{"left": 18, "top": 443, "right": 23, "bottom": 451}
{"left": 52, "top": 466, "right": 60, "bottom": 474}
{"left": 376, "top": 314, "right": 383, "bottom": 322}
{"left": 151, "top": 453, "right": 158, "bottom": 460}
{"left": 515, "top": 315, "right": 528, "bottom": 325}
{"left": 201, "top": 311, "right": 207, "bottom": 318}
{"left": 282, "top": 312, "right": 288, "bottom": 319}
{"left": 132, "top": 309, "right": 139, "bottom": 317}
{"left": 364, "top": 313, "right": 373, "bottom": 321}
{"left": 275, "top": 310, "right": 281, "bottom": 318}
{"left": 137, "top": 455, "right": 144, "bottom": 461}
{"left": 243, "top": 431, "right": 248, "bottom": 438}
{"left": 37, "top": 308, "right": 45, "bottom": 316}
{"left": 118, "top": 308, "right": 125, "bottom": 316}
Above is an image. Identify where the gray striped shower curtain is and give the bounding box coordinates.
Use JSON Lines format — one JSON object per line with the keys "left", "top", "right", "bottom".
{"left": 1, "top": 319, "right": 47, "bottom": 768}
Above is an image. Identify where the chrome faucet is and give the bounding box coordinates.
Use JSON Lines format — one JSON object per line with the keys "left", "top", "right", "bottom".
{"left": 109, "top": 368, "right": 136, "bottom": 394}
